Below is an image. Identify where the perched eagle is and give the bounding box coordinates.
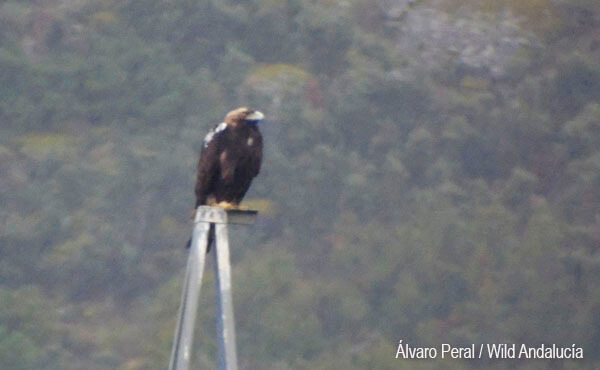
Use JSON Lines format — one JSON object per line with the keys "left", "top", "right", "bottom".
{"left": 194, "top": 107, "right": 265, "bottom": 211}
{"left": 188, "top": 107, "right": 264, "bottom": 251}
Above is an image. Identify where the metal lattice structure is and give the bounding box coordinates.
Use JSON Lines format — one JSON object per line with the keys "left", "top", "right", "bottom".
{"left": 169, "top": 206, "right": 257, "bottom": 370}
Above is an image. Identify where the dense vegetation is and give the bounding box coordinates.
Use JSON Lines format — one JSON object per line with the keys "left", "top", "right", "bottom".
{"left": 1, "top": 0, "right": 600, "bottom": 369}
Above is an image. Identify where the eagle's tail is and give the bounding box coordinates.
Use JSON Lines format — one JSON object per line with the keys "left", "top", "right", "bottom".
{"left": 185, "top": 224, "right": 215, "bottom": 253}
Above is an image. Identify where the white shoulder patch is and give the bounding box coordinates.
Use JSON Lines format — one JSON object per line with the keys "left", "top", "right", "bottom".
{"left": 203, "top": 122, "right": 227, "bottom": 148}
{"left": 215, "top": 122, "right": 227, "bottom": 133}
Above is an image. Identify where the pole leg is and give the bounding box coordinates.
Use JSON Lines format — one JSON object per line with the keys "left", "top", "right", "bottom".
{"left": 169, "top": 222, "right": 211, "bottom": 370}
{"left": 214, "top": 223, "right": 238, "bottom": 370}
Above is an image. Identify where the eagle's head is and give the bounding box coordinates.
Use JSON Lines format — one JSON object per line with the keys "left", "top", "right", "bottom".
{"left": 224, "top": 107, "right": 265, "bottom": 126}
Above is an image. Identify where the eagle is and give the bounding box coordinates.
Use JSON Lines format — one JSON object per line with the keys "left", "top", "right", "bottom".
{"left": 188, "top": 107, "right": 264, "bottom": 250}
{"left": 194, "top": 107, "right": 264, "bottom": 210}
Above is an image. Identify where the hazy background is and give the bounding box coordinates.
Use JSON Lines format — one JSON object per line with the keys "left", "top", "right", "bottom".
{"left": 1, "top": 0, "right": 600, "bottom": 369}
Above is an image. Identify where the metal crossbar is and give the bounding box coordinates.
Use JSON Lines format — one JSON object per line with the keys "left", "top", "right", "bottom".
{"left": 169, "top": 206, "right": 257, "bottom": 370}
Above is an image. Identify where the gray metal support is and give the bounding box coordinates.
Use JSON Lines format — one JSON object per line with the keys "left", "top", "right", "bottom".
{"left": 214, "top": 223, "right": 238, "bottom": 370}
{"left": 169, "top": 221, "right": 210, "bottom": 370}
{"left": 169, "top": 206, "right": 256, "bottom": 370}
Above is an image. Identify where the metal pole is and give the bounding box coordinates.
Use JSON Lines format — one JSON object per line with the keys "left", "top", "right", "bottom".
{"left": 168, "top": 221, "right": 210, "bottom": 370}
{"left": 214, "top": 223, "right": 238, "bottom": 370}
{"left": 169, "top": 206, "right": 256, "bottom": 370}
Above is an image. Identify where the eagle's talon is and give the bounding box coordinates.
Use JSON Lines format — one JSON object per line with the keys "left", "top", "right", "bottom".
{"left": 216, "top": 201, "right": 237, "bottom": 209}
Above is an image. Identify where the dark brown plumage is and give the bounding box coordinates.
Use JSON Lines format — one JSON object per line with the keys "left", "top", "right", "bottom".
{"left": 187, "top": 107, "right": 264, "bottom": 251}
{"left": 194, "top": 107, "right": 264, "bottom": 210}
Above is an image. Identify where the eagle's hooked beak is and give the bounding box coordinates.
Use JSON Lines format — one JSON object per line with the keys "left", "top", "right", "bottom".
{"left": 246, "top": 111, "right": 264, "bottom": 121}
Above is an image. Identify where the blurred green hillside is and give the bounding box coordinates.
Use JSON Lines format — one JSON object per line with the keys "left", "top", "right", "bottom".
{"left": 1, "top": 0, "right": 600, "bottom": 369}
